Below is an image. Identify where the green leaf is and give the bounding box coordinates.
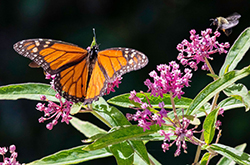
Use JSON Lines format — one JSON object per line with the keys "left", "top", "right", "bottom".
{"left": 200, "top": 152, "right": 210, "bottom": 165}
{"left": 109, "top": 140, "right": 150, "bottom": 165}
{"left": 69, "top": 116, "right": 107, "bottom": 138}
{"left": 92, "top": 97, "right": 131, "bottom": 127}
{"left": 0, "top": 83, "right": 58, "bottom": 102}
{"left": 207, "top": 73, "right": 219, "bottom": 79}
{"left": 223, "top": 83, "right": 250, "bottom": 111}
{"left": 134, "top": 153, "right": 161, "bottom": 165}
{"left": 128, "top": 140, "right": 150, "bottom": 165}
{"left": 92, "top": 98, "right": 150, "bottom": 164}
{"left": 218, "top": 97, "right": 245, "bottom": 111}
{"left": 109, "top": 142, "right": 134, "bottom": 165}
{"left": 196, "top": 97, "right": 246, "bottom": 119}
{"left": 209, "top": 143, "right": 250, "bottom": 165}
{"left": 187, "top": 66, "right": 250, "bottom": 115}
{"left": 83, "top": 125, "right": 160, "bottom": 151}
{"left": 27, "top": 145, "right": 112, "bottom": 165}
{"left": 217, "top": 143, "right": 247, "bottom": 165}
{"left": 219, "top": 27, "right": 250, "bottom": 76}
{"left": 70, "top": 102, "right": 83, "bottom": 115}
{"left": 203, "top": 108, "right": 219, "bottom": 144}
{"left": 108, "top": 93, "right": 193, "bottom": 109}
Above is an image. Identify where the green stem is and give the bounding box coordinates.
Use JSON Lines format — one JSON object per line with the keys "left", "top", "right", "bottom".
{"left": 204, "top": 57, "right": 220, "bottom": 112}
{"left": 169, "top": 92, "right": 181, "bottom": 126}
{"left": 193, "top": 58, "right": 220, "bottom": 164}
{"left": 193, "top": 132, "right": 204, "bottom": 164}
{"left": 204, "top": 57, "right": 216, "bottom": 78}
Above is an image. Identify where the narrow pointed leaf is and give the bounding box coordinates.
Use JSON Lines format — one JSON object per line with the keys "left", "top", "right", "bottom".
{"left": 218, "top": 97, "right": 245, "bottom": 111}
{"left": 203, "top": 108, "right": 219, "bottom": 144}
{"left": 70, "top": 102, "right": 83, "bottom": 115}
{"left": 219, "top": 27, "right": 250, "bottom": 76}
{"left": 92, "top": 97, "right": 131, "bottom": 127}
{"left": 223, "top": 83, "right": 250, "bottom": 111}
{"left": 83, "top": 125, "right": 160, "bottom": 151}
{"left": 196, "top": 97, "right": 245, "bottom": 119}
{"left": 27, "top": 145, "right": 112, "bottom": 165}
{"left": 133, "top": 153, "right": 161, "bottom": 165}
{"left": 109, "top": 142, "right": 134, "bottom": 165}
{"left": 128, "top": 140, "right": 150, "bottom": 165}
{"left": 108, "top": 93, "right": 193, "bottom": 109}
{"left": 209, "top": 143, "right": 250, "bottom": 165}
{"left": 200, "top": 152, "right": 211, "bottom": 165}
{"left": 187, "top": 66, "right": 250, "bottom": 115}
{"left": 0, "top": 83, "right": 57, "bottom": 102}
{"left": 217, "top": 143, "right": 247, "bottom": 165}
{"left": 92, "top": 98, "right": 150, "bottom": 164}
{"left": 69, "top": 116, "right": 107, "bottom": 138}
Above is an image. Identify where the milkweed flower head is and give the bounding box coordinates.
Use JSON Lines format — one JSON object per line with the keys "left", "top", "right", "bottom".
{"left": 36, "top": 73, "right": 73, "bottom": 130}
{"left": 127, "top": 91, "right": 201, "bottom": 156}
{"left": 177, "top": 28, "right": 230, "bottom": 71}
{"left": 144, "top": 61, "right": 192, "bottom": 99}
{"left": 0, "top": 144, "right": 24, "bottom": 165}
{"left": 126, "top": 91, "right": 168, "bottom": 131}
{"left": 159, "top": 116, "right": 201, "bottom": 156}
{"left": 36, "top": 94, "right": 73, "bottom": 130}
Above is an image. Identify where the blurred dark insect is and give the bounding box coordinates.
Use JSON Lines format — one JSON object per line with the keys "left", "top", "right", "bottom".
{"left": 210, "top": 12, "right": 241, "bottom": 36}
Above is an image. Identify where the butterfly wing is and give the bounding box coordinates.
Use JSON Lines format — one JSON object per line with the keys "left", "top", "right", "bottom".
{"left": 53, "top": 57, "right": 90, "bottom": 103}
{"left": 83, "top": 47, "right": 148, "bottom": 104}
{"left": 14, "top": 39, "right": 90, "bottom": 103}
{"left": 13, "top": 39, "right": 88, "bottom": 75}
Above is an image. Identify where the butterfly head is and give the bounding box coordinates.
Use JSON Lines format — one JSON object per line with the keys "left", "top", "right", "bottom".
{"left": 88, "top": 44, "right": 99, "bottom": 60}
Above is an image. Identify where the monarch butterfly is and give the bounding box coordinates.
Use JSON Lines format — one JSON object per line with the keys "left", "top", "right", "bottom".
{"left": 13, "top": 35, "right": 148, "bottom": 104}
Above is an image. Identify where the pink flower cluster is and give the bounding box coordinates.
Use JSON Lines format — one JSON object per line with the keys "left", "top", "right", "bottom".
{"left": 127, "top": 91, "right": 168, "bottom": 131}
{"left": 36, "top": 94, "right": 72, "bottom": 130}
{"left": 0, "top": 145, "right": 23, "bottom": 165}
{"left": 144, "top": 61, "right": 192, "bottom": 99}
{"left": 128, "top": 90, "right": 201, "bottom": 156}
{"left": 36, "top": 73, "right": 72, "bottom": 130}
{"left": 177, "top": 28, "right": 230, "bottom": 71}
{"left": 159, "top": 117, "right": 200, "bottom": 157}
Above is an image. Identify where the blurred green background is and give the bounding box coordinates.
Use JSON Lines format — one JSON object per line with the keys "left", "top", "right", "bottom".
{"left": 1, "top": 0, "right": 250, "bottom": 164}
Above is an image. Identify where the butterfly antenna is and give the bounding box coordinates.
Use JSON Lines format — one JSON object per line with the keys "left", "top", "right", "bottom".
{"left": 93, "top": 28, "right": 97, "bottom": 41}
{"left": 90, "top": 28, "right": 97, "bottom": 48}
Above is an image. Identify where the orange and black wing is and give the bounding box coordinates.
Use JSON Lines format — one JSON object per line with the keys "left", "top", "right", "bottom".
{"left": 53, "top": 57, "right": 90, "bottom": 103}
{"left": 83, "top": 47, "right": 148, "bottom": 104}
{"left": 13, "top": 39, "right": 88, "bottom": 75}
{"left": 14, "top": 39, "right": 90, "bottom": 103}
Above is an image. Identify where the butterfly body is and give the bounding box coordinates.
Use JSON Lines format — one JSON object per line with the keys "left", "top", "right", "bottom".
{"left": 14, "top": 38, "right": 148, "bottom": 104}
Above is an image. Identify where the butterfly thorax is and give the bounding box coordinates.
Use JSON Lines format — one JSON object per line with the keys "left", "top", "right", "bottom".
{"left": 87, "top": 45, "right": 99, "bottom": 81}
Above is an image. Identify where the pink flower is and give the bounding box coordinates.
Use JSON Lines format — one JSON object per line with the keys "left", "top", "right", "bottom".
{"left": 35, "top": 73, "right": 74, "bottom": 130}
{"left": 126, "top": 96, "right": 168, "bottom": 130}
{"left": 216, "top": 120, "right": 222, "bottom": 130}
{"left": 159, "top": 117, "right": 201, "bottom": 156}
{"left": 0, "top": 145, "right": 23, "bottom": 165}
{"left": 218, "top": 107, "right": 224, "bottom": 117}
{"left": 129, "top": 90, "right": 142, "bottom": 103}
{"left": 144, "top": 61, "right": 192, "bottom": 99}
{"left": 36, "top": 93, "right": 72, "bottom": 130}
{"left": 105, "top": 77, "right": 122, "bottom": 95}
{"left": 177, "top": 28, "right": 230, "bottom": 71}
